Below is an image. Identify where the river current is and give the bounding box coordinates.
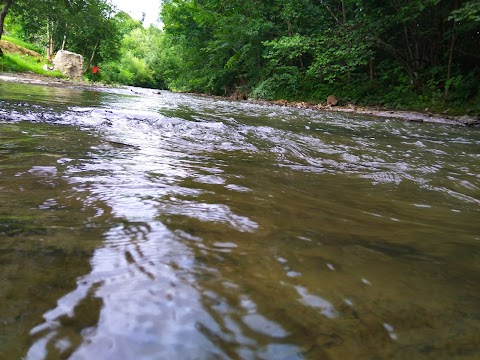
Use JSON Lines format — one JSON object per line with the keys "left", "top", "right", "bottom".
{"left": 1, "top": 79, "right": 479, "bottom": 359}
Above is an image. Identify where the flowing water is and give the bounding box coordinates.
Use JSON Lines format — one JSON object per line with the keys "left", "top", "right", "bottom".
{"left": 1, "top": 79, "right": 479, "bottom": 359}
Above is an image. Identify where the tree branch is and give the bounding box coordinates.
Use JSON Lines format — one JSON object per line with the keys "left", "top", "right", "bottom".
{"left": 321, "top": 1, "right": 343, "bottom": 27}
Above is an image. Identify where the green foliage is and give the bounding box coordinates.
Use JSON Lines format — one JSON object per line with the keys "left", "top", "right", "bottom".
{"left": 250, "top": 67, "right": 301, "bottom": 100}
{"left": 94, "top": 59, "right": 143, "bottom": 87}
{"left": 263, "top": 34, "right": 313, "bottom": 67}
{"left": 7, "top": 0, "right": 121, "bottom": 64}
{"left": 307, "top": 30, "right": 374, "bottom": 83}
{"left": 450, "top": 1, "right": 480, "bottom": 22}
{"left": 118, "top": 52, "right": 155, "bottom": 88}
{"left": 158, "top": 0, "right": 275, "bottom": 94}
{"left": 90, "top": 61, "right": 131, "bottom": 85}
{"left": 113, "top": 11, "right": 143, "bottom": 37}
{"left": 92, "top": 25, "right": 163, "bottom": 88}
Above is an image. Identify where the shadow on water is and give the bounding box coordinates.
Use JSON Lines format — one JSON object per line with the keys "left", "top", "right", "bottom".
{"left": 1, "top": 80, "right": 480, "bottom": 359}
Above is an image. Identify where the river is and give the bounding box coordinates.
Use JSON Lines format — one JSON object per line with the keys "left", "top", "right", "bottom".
{"left": 1, "top": 79, "right": 479, "bottom": 359}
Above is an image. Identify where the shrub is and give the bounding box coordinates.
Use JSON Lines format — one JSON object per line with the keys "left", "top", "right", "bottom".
{"left": 250, "top": 67, "right": 301, "bottom": 100}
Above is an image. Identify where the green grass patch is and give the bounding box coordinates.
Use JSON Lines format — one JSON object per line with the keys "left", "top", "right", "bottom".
{"left": 2, "top": 35, "right": 44, "bottom": 54}
{"left": 0, "top": 53, "right": 63, "bottom": 78}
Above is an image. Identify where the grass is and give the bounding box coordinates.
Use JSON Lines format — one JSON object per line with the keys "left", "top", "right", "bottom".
{"left": 0, "top": 35, "right": 64, "bottom": 78}
{"left": 0, "top": 52, "right": 64, "bottom": 78}
{"left": 2, "top": 35, "right": 44, "bottom": 54}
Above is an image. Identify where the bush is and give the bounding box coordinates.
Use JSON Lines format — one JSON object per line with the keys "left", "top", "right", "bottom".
{"left": 250, "top": 67, "right": 301, "bottom": 100}
{"left": 94, "top": 52, "right": 155, "bottom": 88}
{"left": 121, "top": 52, "right": 155, "bottom": 88}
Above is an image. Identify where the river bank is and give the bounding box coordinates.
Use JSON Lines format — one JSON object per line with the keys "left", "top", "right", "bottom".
{"left": 1, "top": 71, "right": 479, "bottom": 127}
{"left": 0, "top": 71, "right": 110, "bottom": 91}
{"left": 254, "top": 99, "right": 480, "bottom": 127}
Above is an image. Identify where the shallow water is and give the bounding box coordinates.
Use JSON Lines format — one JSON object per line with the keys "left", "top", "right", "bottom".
{"left": 1, "top": 80, "right": 479, "bottom": 359}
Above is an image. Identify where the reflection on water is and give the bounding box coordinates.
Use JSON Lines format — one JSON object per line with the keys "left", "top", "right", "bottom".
{"left": 1, "top": 80, "right": 480, "bottom": 359}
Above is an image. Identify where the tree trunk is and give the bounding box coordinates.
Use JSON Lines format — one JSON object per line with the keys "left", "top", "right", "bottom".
{"left": 403, "top": 25, "right": 413, "bottom": 65}
{"left": 322, "top": 3, "right": 342, "bottom": 27}
{"left": 369, "top": 58, "right": 374, "bottom": 81}
{"left": 0, "top": 0, "right": 13, "bottom": 41}
{"left": 287, "top": 20, "right": 293, "bottom": 36}
{"left": 47, "top": 21, "right": 55, "bottom": 61}
{"left": 61, "top": 23, "right": 67, "bottom": 51}
{"left": 445, "top": 17, "right": 457, "bottom": 98}
{"left": 83, "top": 40, "right": 99, "bottom": 74}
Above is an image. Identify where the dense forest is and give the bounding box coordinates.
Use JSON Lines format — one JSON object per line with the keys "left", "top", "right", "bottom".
{"left": 1, "top": 0, "right": 480, "bottom": 114}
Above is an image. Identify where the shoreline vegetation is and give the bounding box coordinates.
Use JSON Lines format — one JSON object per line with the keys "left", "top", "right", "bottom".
{"left": 1, "top": 33, "right": 478, "bottom": 128}
{"left": 1, "top": 70, "right": 478, "bottom": 127}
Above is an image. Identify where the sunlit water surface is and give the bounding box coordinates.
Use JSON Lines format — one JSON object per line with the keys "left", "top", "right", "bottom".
{"left": 1, "top": 80, "right": 479, "bottom": 359}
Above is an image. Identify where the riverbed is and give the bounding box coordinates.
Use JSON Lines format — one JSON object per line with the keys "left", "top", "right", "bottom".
{"left": 1, "top": 77, "right": 479, "bottom": 359}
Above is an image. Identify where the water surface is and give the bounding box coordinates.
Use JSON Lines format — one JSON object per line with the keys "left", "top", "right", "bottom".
{"left": 1, "top": 80, "right": 479, "bottom": 359}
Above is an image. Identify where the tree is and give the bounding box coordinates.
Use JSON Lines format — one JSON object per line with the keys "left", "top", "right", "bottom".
{"left": 0, "top": 0, "right": 13, "bottom": 56}
{"left": 8, "top": 0, "right": 119, "bottom": 64}
{"left": 450, "top": 0, "right": 480, "bottom": 22}
{"left": 159, "top": 0, "right": 278, "bottom": 94}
